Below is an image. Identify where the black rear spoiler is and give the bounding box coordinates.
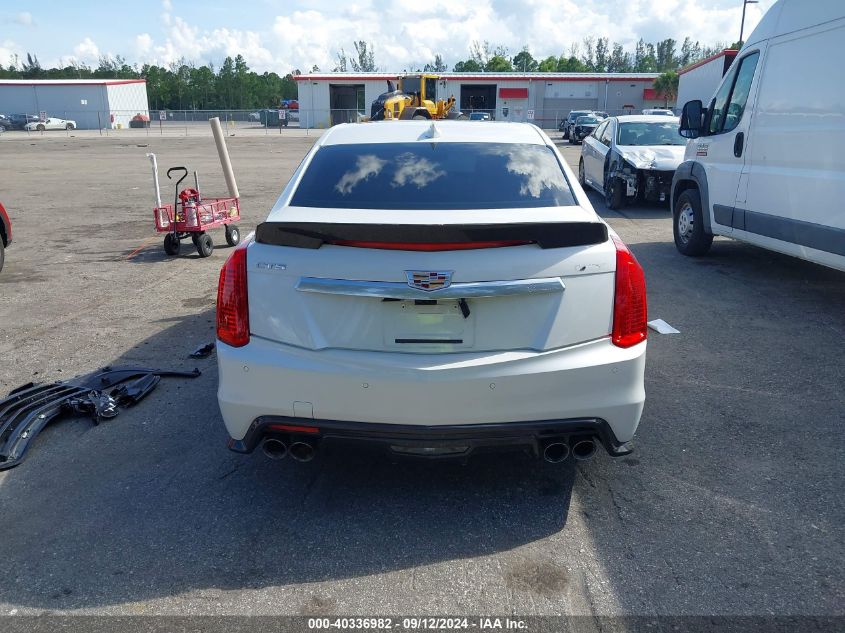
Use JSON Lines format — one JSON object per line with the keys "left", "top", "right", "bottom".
{"left": 255, "top": 221, "right": 608, "bottom": 250}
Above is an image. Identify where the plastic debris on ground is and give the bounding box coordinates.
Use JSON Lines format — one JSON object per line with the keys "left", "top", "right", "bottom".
{"left": 0, "top": 366, "right": 200, "bottom": 470}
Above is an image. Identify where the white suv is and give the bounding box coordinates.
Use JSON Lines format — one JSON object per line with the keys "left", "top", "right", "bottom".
{"left": 216, "top": 121, "right": 647, "bottom": 464}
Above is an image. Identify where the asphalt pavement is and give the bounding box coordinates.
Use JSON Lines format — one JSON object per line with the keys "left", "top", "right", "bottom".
{"left": 0, "top": 132, "right": 842, "bottom": 620}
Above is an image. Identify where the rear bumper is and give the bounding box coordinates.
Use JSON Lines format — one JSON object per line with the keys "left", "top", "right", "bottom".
{"left": 229, "top": 416, "right": 633, "bottom": 458}
{"left": 217, "top": 336, "right": 645, "bottom": 451}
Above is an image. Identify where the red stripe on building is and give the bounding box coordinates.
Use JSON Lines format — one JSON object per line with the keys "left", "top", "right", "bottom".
{"left": 499, "top": 88, "right": 528, "bottom": 98}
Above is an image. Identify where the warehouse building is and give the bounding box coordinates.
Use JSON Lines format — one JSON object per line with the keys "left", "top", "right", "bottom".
{"left": 295, "top": 72, "right": 663, "bottom": 129}
{"left": 676, "top": 49, "right": 738, "bottom": 109}
{"left": 0, "top": 79, "right": 149, "bottom": 130}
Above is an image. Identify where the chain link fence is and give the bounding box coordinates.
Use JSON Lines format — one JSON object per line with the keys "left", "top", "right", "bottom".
{"left": 0, "top": 106, "right": 665, "bottom": 138}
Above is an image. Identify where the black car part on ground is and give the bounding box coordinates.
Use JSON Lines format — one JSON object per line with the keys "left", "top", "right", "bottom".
{"left": 229, "top": 415, "right": 633, "bottom": 460}
{"left": 0, "top": 366, "right": 201, "bottom": 471}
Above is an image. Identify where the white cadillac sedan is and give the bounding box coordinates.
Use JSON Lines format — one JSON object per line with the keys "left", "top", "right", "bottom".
{"left": 216, "top": 121, "right": 647, "bottom": 464}
{"left": 578, "top": 115, "right": 686, "bottom": 209}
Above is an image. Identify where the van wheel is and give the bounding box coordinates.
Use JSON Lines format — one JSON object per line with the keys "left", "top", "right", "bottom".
{"left": 673, "top": 189, "right": 714, "bottom": 256}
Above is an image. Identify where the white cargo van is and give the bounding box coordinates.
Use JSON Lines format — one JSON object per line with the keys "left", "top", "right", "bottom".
{"left": 671, "top": 0, "right": 845, "bottom": 272}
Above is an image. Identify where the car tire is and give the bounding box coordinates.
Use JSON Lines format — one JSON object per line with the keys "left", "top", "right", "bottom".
{"left": 225, "top": 225, "right": 240, "bottom": 246}
{"left": 66, "top": 123, "right": 74, "bottom": 130}
{"left": 673, "top": 189, "right": 714, "bottom": 256}
{"left": 163, "top": 233, "right": 180, "bottom": 256}
{"left": 195, "top": 232, "right": 214, "bottom": 258}
{"left": 36, "top": 124, "right": 45, "bottom": 132}
{"left": 605, "top": 175, "right": 625, "bottom": 210}
{"left": 0, "top": 239, "right": 5, "bottom": 273}
{"left": 578, "top": 159, "right": 587, "bottom": 187}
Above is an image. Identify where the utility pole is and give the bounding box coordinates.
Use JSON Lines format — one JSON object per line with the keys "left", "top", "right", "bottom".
{"left": 740, "top": 0, "right": 759, "bottom": 46}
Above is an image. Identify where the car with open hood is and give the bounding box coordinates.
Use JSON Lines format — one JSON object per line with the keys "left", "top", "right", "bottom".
{"left": 216, "top": 120, "right": 647, "bottom": 465}
{"left": 578, "top": 115, "right": 686, "bottom": 209}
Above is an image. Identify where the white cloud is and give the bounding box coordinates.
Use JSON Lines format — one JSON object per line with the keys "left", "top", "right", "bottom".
{"left": 52, "top": 0, "right": 776, "bottom": 74}
{"left": 0, "top": 39, "right": 23, "bottom": 67}
{"left": 14, "top": 12, "right": 34, "bottom": 26}
{"left": 73, "top": 37, "right": 100, "bottom": 62}
{"left": 135, "top": 33, "right": 153, "bottom": 56}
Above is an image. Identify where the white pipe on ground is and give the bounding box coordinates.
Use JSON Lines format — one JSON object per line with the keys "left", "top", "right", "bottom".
{"left": 209, "top": 116, "right": 240, "bottom": 199}
{"left": 146, "top": 153, "right": 162, "bottom": 208}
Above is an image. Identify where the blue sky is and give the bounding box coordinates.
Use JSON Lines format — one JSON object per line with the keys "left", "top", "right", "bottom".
{"left": 1, "top": 0, "right": 774, "bottom": 73}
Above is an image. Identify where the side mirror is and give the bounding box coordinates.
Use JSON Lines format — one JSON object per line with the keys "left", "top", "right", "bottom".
{"left": 679, "top": 100, "right": 704, "bottom": 139}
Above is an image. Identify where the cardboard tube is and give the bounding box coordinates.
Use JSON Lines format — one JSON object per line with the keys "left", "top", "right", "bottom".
{"left": 146, "top": 152, "right": 162, "bottom": 208}
{"left": 209, "top": 117, "right": 239, "bottom": 199}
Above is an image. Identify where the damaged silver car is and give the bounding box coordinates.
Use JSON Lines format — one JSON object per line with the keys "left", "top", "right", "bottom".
{"left": 578, "top": 115, "right": 686, "bottom": 210}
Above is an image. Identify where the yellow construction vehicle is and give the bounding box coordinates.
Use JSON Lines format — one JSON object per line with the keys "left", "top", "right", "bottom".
{"left": 369, "top": 74, "right": 465, "bottom": 121}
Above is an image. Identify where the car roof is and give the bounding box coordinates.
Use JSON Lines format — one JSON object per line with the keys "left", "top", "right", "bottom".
{"left": 613, "top": 115, "right": 680, "bottom": 123}
{"left": 318, "top": 121, "right": 548, "bottom": 146}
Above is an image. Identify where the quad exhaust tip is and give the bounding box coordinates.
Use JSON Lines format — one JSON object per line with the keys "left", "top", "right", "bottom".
{"left": 289, "top": 440, "right": 316, "bottom": 462}
{"left": 572, "top": 438, "right": 597, "bottom": 461}
{"left": 260, "top": 438, "right": 288, "bottom": 460}
{"left": 542, "top": 442, "right": 570, "bottom": 463}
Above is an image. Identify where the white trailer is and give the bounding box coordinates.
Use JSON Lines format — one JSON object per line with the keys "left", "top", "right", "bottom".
{"left": 676, "top": 50, "right": 738, "bottom": 109}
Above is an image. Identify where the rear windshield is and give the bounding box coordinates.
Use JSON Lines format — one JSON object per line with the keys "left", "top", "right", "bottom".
{"left": 290, "top": 142, "right": 576, "bottom": 210}
{"left": 576, "top": 116, "right": 599, "bottom": 124}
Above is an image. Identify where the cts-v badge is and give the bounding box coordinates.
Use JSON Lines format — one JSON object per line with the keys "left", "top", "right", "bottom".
{"left": 256, "top": 262, "right": 287, "bottom": 270}
{"left": 406, "top": 270, "right": 453, "bottom": 291}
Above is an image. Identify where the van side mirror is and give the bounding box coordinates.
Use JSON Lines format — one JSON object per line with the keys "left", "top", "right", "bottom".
{"left": 679, "top": 100, "right": 704, "bottom": 139}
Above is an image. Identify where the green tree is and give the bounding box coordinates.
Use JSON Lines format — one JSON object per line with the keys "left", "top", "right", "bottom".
{"left": 656, "top": 38, "right": 677, "bottom": 72}
{"left": 512, "top": 48, "right": 537, "bottom": 72}
{"left": 537, "top": 55, "right": 558, "bottom": 72}
{"left": 652, "top": 70, "right": 679, "bottom": 106}
{"left": 351, "top": 41, "right": 376, "bottom": 72}
{"left": 485, "top": 54, "right": 513, "bottom": 72}
{"left": 594, "top": 37, "right": 609, "bottom": 72}
{"left": 607, "top": 43, "right": 632, "bottom": 72}
{"left": 453, "top": 59, "right": 482, "bottom": 72}
{"left": 558, "top": 55, "right": 588, "bottom": 72}
{"left": 423, "top": 54, "right": 447, "bottom": 72}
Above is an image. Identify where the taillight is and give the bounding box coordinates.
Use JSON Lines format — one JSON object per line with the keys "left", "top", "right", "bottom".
{"left": 216, "top": 243, "right": 249, "bottom": 347}
{"left": 611, "top": 236, "right": 647, "bottom": 348}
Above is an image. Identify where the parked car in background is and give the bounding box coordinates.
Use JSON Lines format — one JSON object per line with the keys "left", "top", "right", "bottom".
{"left": 216, "top": 120, "right": 647, "bottom": 465}
{"left": 672, "top": 0, "right": 844, "bottom": 272}
{"left": 9, "top": 114, "right": 39, "bottom": 130}
{"left": 579, "top": 115, "right": 686, "bottom": 209}
{"left": 0, "top": 114, "right": 11, "bottom": 132}
{"left": 468, "top": 112, "right": 491, "bottom": 121}
{"left": 25, "top": 117, "right": 76, "bottom": 131}
{"left": 569, "top": 114, "right": 604, "bottom": 144}
{"left": 561, "top": 109, "right": 594, "bottom": 139}
{"left": 0, "top": 202, "right": 11, "bottom": 273}
{"left": 642, "top": 108, "right": 675, "bottom": 116}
